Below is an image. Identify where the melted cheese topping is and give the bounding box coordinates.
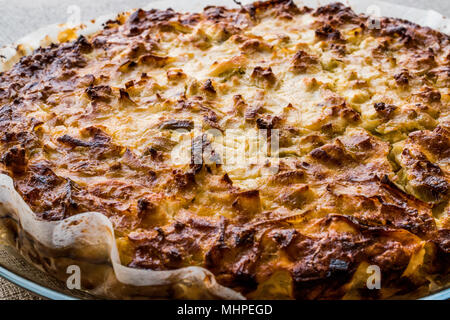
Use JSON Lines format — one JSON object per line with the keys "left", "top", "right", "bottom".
{"left": 0, "top": 1, "right": 449, "bottom": 299}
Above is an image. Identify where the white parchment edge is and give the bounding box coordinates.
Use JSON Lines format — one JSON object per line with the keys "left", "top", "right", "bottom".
{"left": 0, "top": 0, "right": 448, "bottom": 299}
{"left": 1, "top": 0, "right": 448, "bottom": 72}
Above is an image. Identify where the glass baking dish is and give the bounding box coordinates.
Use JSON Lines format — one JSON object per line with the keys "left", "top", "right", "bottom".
{"left": 0, "top": 0, "right": 449, "bottom": 301}
{"left": 0, "top": 243, "right": 95, "bottom": 300}
{"left": 1, "top": 242, "right": 449, "bottom": 300}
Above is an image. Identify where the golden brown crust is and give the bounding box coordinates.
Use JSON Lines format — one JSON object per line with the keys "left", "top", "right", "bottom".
{"left": 0, "top": 0, "right": 449, "bottom": 299}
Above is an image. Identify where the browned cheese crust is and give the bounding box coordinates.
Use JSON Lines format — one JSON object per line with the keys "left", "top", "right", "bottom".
{"left": 0, "top": 0, "right": 449, "bottom": 299}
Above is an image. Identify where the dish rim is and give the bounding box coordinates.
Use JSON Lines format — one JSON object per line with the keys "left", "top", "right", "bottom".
{"left": 1, "top": 264, "right": 449, "bottom": 300}
{"left": 0, "top": 265, "right": 77, "bottom": 300}
{"left": 0, "top": 0, "right": 449, "bottom": 301}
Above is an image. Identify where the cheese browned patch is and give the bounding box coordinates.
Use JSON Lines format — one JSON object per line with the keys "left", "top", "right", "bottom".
{"left": 0, "top": 1, "right": 448, "bottom": 299}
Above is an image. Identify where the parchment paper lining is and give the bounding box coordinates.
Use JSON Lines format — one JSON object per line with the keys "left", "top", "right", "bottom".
{"left": 0, "top": 0, "right": 448, "bottom": 299}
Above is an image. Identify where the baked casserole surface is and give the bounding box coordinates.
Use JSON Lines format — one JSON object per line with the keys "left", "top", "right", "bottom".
{"left": 0, "top": 0, "right": 449, "bottom": 299}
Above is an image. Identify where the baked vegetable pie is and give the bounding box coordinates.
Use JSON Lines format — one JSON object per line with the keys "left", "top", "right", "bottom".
{"left": 0, "top": 0, "right": 448, "bottom": 299}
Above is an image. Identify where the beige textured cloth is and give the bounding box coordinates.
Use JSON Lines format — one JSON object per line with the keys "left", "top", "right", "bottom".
{"left": 0, "top": 277, "right": 43, "bottom": 300}
{"left": 0, "top": 243, "right": 96, "bottom": 300}
{"left": 0, "top": 0, "right": 449, "bottom": 300}
{"left": 0, "top": 247, "right": 45, "bottom": 300}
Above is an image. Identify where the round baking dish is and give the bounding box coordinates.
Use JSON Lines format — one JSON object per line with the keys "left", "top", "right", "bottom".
{"left": 1, "top": 244, "right": 449, "bottom": 300}
{"left": 0, "top": 244, "right": 94, "bottom": 300}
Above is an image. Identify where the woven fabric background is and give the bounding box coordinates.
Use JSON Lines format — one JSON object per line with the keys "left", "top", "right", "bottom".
{"left": 0, "top": 0, "right": 449, "bottom": 300}
{"left": 0, "top": 277, "right": 42, "bottom": 300}
{"left": 0, "top": 248, "right": 44, "bottom": 300}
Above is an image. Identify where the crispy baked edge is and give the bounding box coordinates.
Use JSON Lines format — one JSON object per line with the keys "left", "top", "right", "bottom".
{"left": 0, "top": 0, "right": 449, "bottom": 299}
